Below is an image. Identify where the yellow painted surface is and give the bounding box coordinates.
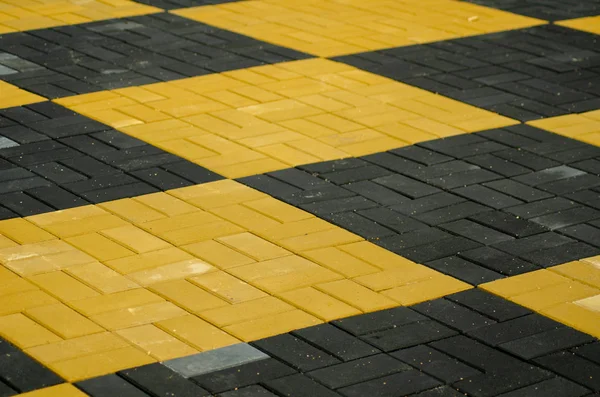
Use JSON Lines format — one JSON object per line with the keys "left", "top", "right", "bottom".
{"left": 172, "top": 0, "right": 544, "bottom": 57}
{"left": 56, "top": 59, "right": 517, "bottom": 178}
{"left": 0, "top": 180, "right": 471, "bottom": 380}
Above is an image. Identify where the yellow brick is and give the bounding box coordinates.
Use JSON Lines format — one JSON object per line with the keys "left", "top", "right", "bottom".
{"left": 190, "top": 271, "right": 267, "bottom": 303}
{"left": 217, "top": 232, "right": 291, "bottom": 261}
{"left": 15, "top": 384, "right": 89, "bottom": 397}
{"left": 0, "top": 218, "right": 56, "bottom": 244}
{"left": 128, "top": 259, "right": 215, "bottom": 286}
{"left": 69, "top": 288, "right": 163, "bottom": 316}
{"left": 134, "top": 192, "right": 199, "bottom": 217}
{"left": 0, "top": 290, "right": 58, "bottom": 315}
{"left": 26, "top": 206, "right": 107, "bottom": 227}
{"left": 66, "top": 233, "right": 136, "bottom": 261}
{"left": 41, "top": 214, "right": 129, "bottom": 238}
{"left": 279, "top": 287, "right": 361, "bottom": 321}
{"left": 0, "top": 235, "right": 17, "bottom": 249}
{"left": 243, "top": 197, "right": 312, "bottom": 223}
{"left": 29, "top": 271, "right": 100, "bottom": 302}
{"left": 0, "top": 313, "right": 61, "bottom": 349}
{"left": 258, "top": 218, "right": 334, "bottom": 242}
{"left": 26, "top": 332, "right": 128, "bottom": 363}
{"left": 302, "top": 247, "right": 379, "bottom": 278}
{"left": 157, "top": 315, "right": 240, "bottom": 351}
{"left": 159, "top": 220, "right": 245, "bottom": 246}
{"left": 200, "top": 296, "right": 293, "bottom": 326}
{"left": 3, "top": 249, "right": 96, "bottom": 276}
{"left": 210, "top": 205, "right": 282, "bottom": 231}
{"left": 0, "top": 276, "right": 37, "bottom": 298}
{"left": 481, "top": 270, "right": 569, "bottom": 297}
{"left": 258, "top": 143, "right": 322, "bottom": 165}
{"left": 98, "top": 199, "right": 166, "bottom": 224}
{"left": 212, "top": 157, "right": 288, "bottom": 179}
{"left": 26, "top": 303, "right": 104, "bottom": 339}
{"left": 105, "top": 247, "right": 194, "bottom": 274}
{"left": 50, "top": 346, "right": 156, "bottom": 382}
{"left": 279, "top": 228, "right": 362, "bottom": 251}
{"left": 182, "top": 240, "right": 255, "bottom": 269}
{"left": 315, "top": 279, "right": 396, "bottom": 312}
{"left": 91, "top": 301, "right": 187, "bottom": 330}
{"left": 542, "top": 303, "right": 600, "bottom": 339}
{"left": 169, "top": 180, "right": 264, "bottom": 209}
{"left": 575, "top": 294, "right": 600, "bottom": 312}
{"left": 116, "top": 324, "right": 198, "bottom": 361}
{"left": 339, "top": 241, "right": 438, "bottom": 270}
{"left": 354, "top": 266, "right": 440, "bottom": 291}
{"left": 0, "top": 81, "right": 45, "bottom": 109}
{"left": 0, "top": 240, "right": 73, "bottom": 264}
{"left": 551, "top": 261, "right": 600, "bottom": 289}
{"left": 150, "top": 279, "right": 228, "bottom": 313}
{"left": 137, "top": 209, "right": 227, "bottom": 234}
{"left": 66, "top": 262, "right": 139, "bottom": 294}
{"left": 382, "top": 275, "right": 472, "bottom": 306}
{"left": 225, "top": 309, "right": 321, "bottom": 342}
{"left": 512, "top": 281, "right": 600, "bottom": 311}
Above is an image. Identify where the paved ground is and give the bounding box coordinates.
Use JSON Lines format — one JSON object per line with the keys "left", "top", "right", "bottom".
{"left": 0, "top": 0, "right": 599, "bottom": 396}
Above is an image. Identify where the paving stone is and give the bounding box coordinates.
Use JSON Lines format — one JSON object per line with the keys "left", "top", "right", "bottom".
{"left": 292, "top": 324, "right": 380, "bottom": 362}
{"left": 191, "top": 359, "right": 295, "bottom": 393}
{"left": 513, "top": 166, "right": 587, "bottom": 186}
{"left": 506, "top": 197, "right": 581, "bottom": 219}
{"left": 493, "top": 232, "right": 575, "bottom": 255}
{"left": 573, "top": 343, "right": 600, "bottom": 365}
{"left": 467, "top": 314, "right": 565, "bottom": 347}
{"left": 392, "top": 345, "right": 481, "bottom": 383}
{"left": 372, "top": 174, "right": 441, "bottom": 198}
{"left": 538, "top": 174, "right": 600, "bottom": 195}
{"left": 459, "top": 0, "right": 600, "bottom": 20}
{"left": 530, "top": 207, "right": 600, "bottom": 230}
{"left": 414, "top": 201, "right": 492, "bottom": 225}
{"left": 301, "top": 196, "right": 378, "bottom": 216}
{"left": 361, "top": 320, "right": 458, "bottom": 351}
{"left": 0, "top": 351, "right": 63, "bottom": 393}
{"left": 499, "top": 327, "right": 595, "bottom": 360}
{"left": 496, "top": 377, "right": 590, "bottom": 397}
{"left": 469, "top": 211, "right": 547, "bottom": 237}
{"left": 218, "top": 385, "right": 279, "bottom": 397}
{"left": 0, "top": 13, "right": 310, "bottom": 98}
{"left": 426, "top": 256, "right": 504, "bottom": 285}
{"left": 412, "top": 298, "right": 496, "bottom": 332}
{"left": 519, "top": 241, "right": 600, "bottom": 267}
{"left": 324, "top": 212, "right": 396, "bottom": 240}
{"left": 453, "top": 184, "right": 524, "bottom": 209}
{"left": 535, "top": 352, "right": 600, "bottom": 392}
{"left": 390, "top": 192, "right": 466, "bottom": 216}
{"left": 440, "top": 219, "right": 514, "bottom": 245}
{"left": 0, "top": 381, "right": 16, "bottom": 397}
{"left": 398, "top": 236, "right": 482, "bottom": 263}
{"left": 357, "top": 207, "right": 428, "bottom": 234}
{"left": 251, "top": 334, "right": 340, "bottom": 371}
{"left": 332, "top": 307, "right": 426, "bottom": 336}
{"left": 465, "top": 153, "right": 532, "bottom": 177}
{"left": 343, "top": 181, "right": 411, "bottom": 207}
{"left": 119, "top": 363, "right": 210, "bottom": 397}
{"left": 459, "top": 246, "right": 539, "bottom": 275}
{"left": 338, "top": 369, "right": 441, "bottom": 397}
{"left": 76, "top": 374, "right": 150, "bottom": 397}
{"left": 164, "top": 344, "right": 268, "bottom": 378}
{"left": 307, "top": 354, "right": 410, "bottom": 389}
{"left": 320, "top": 165, "right": 392, "bottom": 185}
{"left": 264, "top": 374, "right": 342, "bottom": 397}
{"left": 447, "top": 289, "right": 531, "bottom": 322}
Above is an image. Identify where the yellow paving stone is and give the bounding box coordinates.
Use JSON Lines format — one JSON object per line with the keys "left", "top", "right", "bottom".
{"left": 557, "top": 15, "right": 600, "bottom": 35}
{"left": 199, "top": 296, "right": 293, "bottom": 327}
{"left": 0, "top": 81, "right": 45, "bottom": 109}
{"left": 28, "top": 271, "right": 100, "bottom": 302}
{"left": 136, "top": 210, "right": 222, "bottom": 235}
{"left": 0, "top": 235, "right": 17, "bottom": 250}
{"left": 550, "top": 260, "right": 600, "bottom": 289}
{"left": 0, "top": 290, "right": 58, "bottom": 315}
{"left": 279, "top": 228, "right": 362, "bottom": 251}
{"left": 26, "top": 303, "right": 104, "bottom": 339}
{"left": 127, "top": 259, "right": 215, "bottom": 286}
{"left": 278, "top": 287, "right": 361, "bottom": 321}
{"left": 98, "top": 199, "right": 166, "bottom": 224}
{"left": 210, "top": 204, "right": 282, "bottom": 231}
{"left": 257, "top": 218, "right": 334, "bottom": 242}
{"left": 575, "top": 294, "right": 600, "bottom": 312}
{"left": 104, "top": 247, "right": 194, "bottom": 274}
{"left": 65, "top": 233, "right": 136, "bottom": 261}
{"left": 354, "top": 266, "right": 441, "bottom": 291}
{"left": 116, "top": 324, "right": 198, "bottom": 361}
{"left": 169, "top": 180, "right": 264, "bottom": 209}
{"left": 0, "top": 313, "right": 61, "bottom": 348}
{"left": 66, "top": 262, "right": 140, "bottom": 294}
{"left": 0, "top": 218, "right": 56, "bottom": 244}
{"left": 26, "top": 332, "right": 129, "bottom": 363}
{"left": 315, "top": 279, "right": 397, "bottom": 312}
{"left": 100, "top": 225, "right": 172, "bottom": 254}
{"left": 189, "top": 271, "right": 268, "bottom": 304}
{"left": 50, "top": 346, "right": 156, "bottom": 382}
{"left": 91, "top": 301, "right": 187, "bottom": 330}
{"left": 158, "top": 220, "right": 245, "bottom": 246}
{"left": 150, "top": 279, "right": 228, "bottom": 313}
{"left": 26, "top": 206, "right": 107, "bottom": 227}
{"left": 0, "top": 277, "right": 37, "bottom": 297}
{"left": 157, "top": 315, "right": 240, "bottom": 351}
{"left": 39, "top": 214, "right": 130, "bottom": 238}
{"left": 182, "top": 240, "right": 256, "bottom": 269}
{"left": 301, "top": 247, "right": 380, "bottom": 278}
{"left": 481, "top": 270, "right": 569, "bottom": 297}
{"left": 68, "top": 288, "right": 163, "bottom": 316}
{"left": 15, "top": 384, "right": 88, "bottom": 397}
{"left": 174, "top": 0, "right": 542, "bottom": 57}
{"left": 217, "top": 232, "right": 291, "bottom": 261}
{"left": 528, "top": 110, "right": 600, "bottom": 146}
{"left": 381, "top": 275, "right": 472, "bottom": 306}
{"left": 134, "top": 192, "right": 199, "bottom": 216}
{"left": 224, "top": 309, "right": 321, "bottom": 342}
{"left": 58, "top": 61, "right": 517, "bottom": 178}
{"left": 2, "top": 249, "right": 96, "bottom": 276}
{"left": 510, "top": 281, "right": 600, "bottom": 311}
{"left": 243, "top": 197, "right": 313, "bottom": 223}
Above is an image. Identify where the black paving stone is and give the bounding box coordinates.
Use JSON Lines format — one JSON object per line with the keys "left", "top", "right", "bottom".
{"left": 535, "top": 352, "right": 600, "bottom": 392}
{"left": 425, "top": 256, "right": 504, "bottom": 285}
{"left": 0, "top": 351, "right": 63, "bottom": 393}
{"left": 447, "top": 289, "right": 531, "bottom": 322}
{"left": 467, "top": 314, "right": 564, "bottom": 347}
{"left": 412, "top": 298, "right": 496, "bottom": 332}
{"left": 361, "top": 320, "right": 458, "bottom": 351}
{"left": 495, "top": 377, "right": 590, "bottom": 397}
{"left": 334, "top": 25, "right": 600, "bottom": 121}
{"left": 0, "top": 13, "right": 310, "bottom": 98}
{"left": 459, "top": 0, "right": 600, "bottom": 20}
{"left": 0, "top": 103, "right": 222, "bottom": 218}
{"left": 338, "top": 370, "right": 441, "bottom": 397}
{"left": 118, "top": 363, "right": 210, "bottom": 396}
{"left": 264, "top": 374, "right": 342, "bottom": 397}
{"left": 500, "top": 327, "right": 595, "bottom": 360}
{"left": 218, "top": 385, "right": 279, "bottom": 397}
{"left": 76, "top": 374, "right": 150, "bottom": 397}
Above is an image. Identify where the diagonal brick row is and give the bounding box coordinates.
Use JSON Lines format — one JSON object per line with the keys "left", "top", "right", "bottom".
{"left": 458, "top": 0, "right": 600, "bottom": 21}
{"left": 240, "top": 124, "right": 600, "bottom": 285}
{"left": 335, "top": 25, "right": 600, "bottom": 122}
{"left": 0, "top": 13, "right": 310, "bottom": 98}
